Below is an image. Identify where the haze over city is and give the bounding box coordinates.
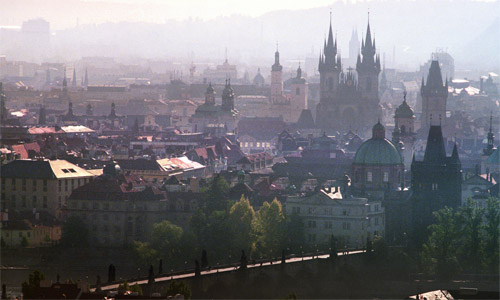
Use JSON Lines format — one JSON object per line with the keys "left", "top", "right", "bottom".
{"left": 0, "top": 0, "right": 499, "bottom": 299}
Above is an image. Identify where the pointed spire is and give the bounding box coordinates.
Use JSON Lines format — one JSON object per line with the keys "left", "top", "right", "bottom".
{"left": 452, "top": 143, "right": 459, "bottom": 158}
{"left": 72, "top": 67, "right": 77, "bottom": 87}
{"left": 489, "top": 112, "right": 493, "bottom": 133}
{"left": 62, "top": 67, "right": 67, "bottom": 88}
{"left": 84, "top": 68, "right": 89, "bottom": 87}
{"left": 327, "top": 17, "right": 334, "bottom": 48}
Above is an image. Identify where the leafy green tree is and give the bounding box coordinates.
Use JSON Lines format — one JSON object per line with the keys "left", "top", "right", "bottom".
{"left": 457, "top": 199, "right": 485, "bottom": 273}
{"left": 165, "top": 280, "right": 191, "bottom": 299}
{"left": 150, "top": 221, "right": 183, "bottom": 260}
{"left": 228, "top": 196, "right": 255, "bottom": 256}
{"left": 132, "top": 241, "right": 158, "bottom": 267}
{"left": 21, "top": 270, "right": 45, "bottom": 298}
{"left": 421, "top": 207, "right": 461, "bottom": 279}
{"left": 132, "top": 221, "right": 184, "bottom": 268}
{"left": 484, "top": 197, "right": 500, "bottom": 273}
{"left": 252, "top": 198, "right": 286, "bottom": 258}
{"left": 204, "top": 175, "right": 231, "bottom": 213}
{"left": 60, "top": 216, "right": 89, "bottom": 247}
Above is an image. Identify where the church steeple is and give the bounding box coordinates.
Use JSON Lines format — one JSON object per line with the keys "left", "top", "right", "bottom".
{"left": 372, "top": 120, "right": 385, "bottom": 140}
{"left": 421, "top": 60, "right": 448, "bottom": 128}
{"left": 72, "top": 67, "right": 77, "bottom": 87}
{"left": 222, "top": 79, "right": 234, "bottom": 111}
{"left": 272, "top": 42, "right": 283, "bottom": 72}
{"left": 205, "top": 82, "right": 216, "bottom": 105}
{"left": 67, "top": 102, "right": 74, "bottom": 117}
{"left": 484, "top": 113, "right": 495, "bottom": 156}
{"left": 109, "top": 102, "right": 116, "bottom": 119}
{"left": 83, "top": 68, "right": 89, "bottom": 87}
{"left": 356, "top": 13, "right": 380, "bottom": 104}
{"left": 62, "top": 67, "right": 67, "bottom": 89}
{"left": 39, "top": 106, "right": 46, "bottom": 125}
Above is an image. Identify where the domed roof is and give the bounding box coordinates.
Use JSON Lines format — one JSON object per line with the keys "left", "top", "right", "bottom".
{"left": 206, "top": 83, "right": 215, "bottom": 94}
{"left": 353, "top": 121, "right": 402, "bottom": 165}
{"left": 353, "top": 138, "right": 403, "bottom": 165}
{"left": 253, "top": 68, "right": 265, "bottom": 85}
{"left": 222, "top": 79, "right": 234, "bottom": 96}
{"left": 395, "top": 94, "right": 414, "bottom": 118}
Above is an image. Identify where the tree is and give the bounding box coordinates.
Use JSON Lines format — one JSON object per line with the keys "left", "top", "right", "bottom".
{"left": 60, "top": 216, "right": 89, "bottom": 248}
{"left": 420, "top": 207, "right": 461, "bottom": 279}
{"left": 457, "top": 199, "right": 484, "bottom": 273}
{"left": 252, "top": 198, "right": 286, "bottom": 258}
{"left": 132, "top": 241, "right": 158, "bottom": 267}
{"left": 484, "top": 197, "right": 500, "bottom": 273}
{"left": 132, "top": 221, "right": 184, "bottom": 267}
{"left": 204, "top": 175, "right": 231, "bottom": 213}
{"left": 21, "top": 270, "right": 45, "bottom": 298}
{"left": 165, "top": 280, "right": 191, "bottom": 299}
{"left": 228, "top": 196, "right": 255, "bottom": 255}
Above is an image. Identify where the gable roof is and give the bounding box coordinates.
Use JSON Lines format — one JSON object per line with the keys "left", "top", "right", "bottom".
{"left": 1, "top": 159, "right": 94, "bottom": 179}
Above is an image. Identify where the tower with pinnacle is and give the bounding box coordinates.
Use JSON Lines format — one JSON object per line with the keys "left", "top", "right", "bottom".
{"left": 271, "top": 43, "right": 285, "bottom": 104}
{"left": 421, "top": 60, "right": 448, "bottom": 130}
{"left": 356, "top": 14, "right": 381, "bottom": 106}
{"left": 315, "top": 13, "right": 381, "bottom": 134}
{"left": 318, "top": 14, "right": 341, "bottom": 102}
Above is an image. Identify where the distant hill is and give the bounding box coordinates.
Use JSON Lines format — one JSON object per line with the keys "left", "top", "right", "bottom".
{"left": 455, "top": 17, "right": 500, "bottom": 70}
{"left": 1, "top": 0, "right": 498, "bottom": 70}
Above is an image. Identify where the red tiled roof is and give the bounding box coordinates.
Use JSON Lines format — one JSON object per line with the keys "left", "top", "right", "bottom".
{"left": 11, "top": 142, "right": 41, "bottom": 159}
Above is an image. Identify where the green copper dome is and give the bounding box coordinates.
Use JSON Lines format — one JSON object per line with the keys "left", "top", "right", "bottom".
{"left": 353, "top": 138, "right": 403, "bottom": 165}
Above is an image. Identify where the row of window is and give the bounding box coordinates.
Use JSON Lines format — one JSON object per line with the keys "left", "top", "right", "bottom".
{"left": 242, "top": 142, "right": 271, "bottom": 148}
{"left": 6, "top": 195, "right": 48, "bottom": 209}
{"left": 292, "top": 206, "right": 362, "bottom": 216}
{"left": 355, "top": 171, "right": 403, "bottom": 183}
{"left": 71, "top": 201, "right": 191, "bottom": 212}
{"left": 2, "top": 178, "right": 48, "bottom": 192}
{"left": 307, "top": 220, "right": 352, "bottom": 230}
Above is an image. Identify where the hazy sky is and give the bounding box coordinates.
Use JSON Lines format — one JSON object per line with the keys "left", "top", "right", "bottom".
{"left": 2, "top": 0, "right": 338, "bottom": 30}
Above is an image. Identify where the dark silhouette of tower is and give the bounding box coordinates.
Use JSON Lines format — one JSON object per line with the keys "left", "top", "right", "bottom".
{"left": 109, "top": 102, "right": 117, "bottom": 119}
{"left": 72, "top": 67, "right": 77, "bottom": 87}
{"left": 83, "top": 68, "right": 89, "bottom": 87}
{"left": 421, "top": 60, "right": 448, "bottom": 130}
{"left": 483, "top": 114, "right": 495, "bottom": 156}
{"left": 271, "top": 44, "right": 284, "bottom": 104}
{"left": 318, "top": 16, "right": 341, "bottom": 102}
{"left": 39, "top": 106, "right": 46, "bottom": 125}
{"left": 315, "top": 14, "right": 381, "bottom": 133}
{"left": 205, "top": 83, "right": 215, "bottom": 106}
{"left": 356, "top": 16, "right": 381, "bottom": 104}
{"left": 411, "top": 125, "right": 462, "bottom": 246}
{"left": 222, "top": 79, "right": 234, "bottom": 111}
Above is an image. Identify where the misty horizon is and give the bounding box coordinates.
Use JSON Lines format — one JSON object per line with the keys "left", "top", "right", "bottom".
{"left": 1, "top": 0, "right": 499, "bottom": 71}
